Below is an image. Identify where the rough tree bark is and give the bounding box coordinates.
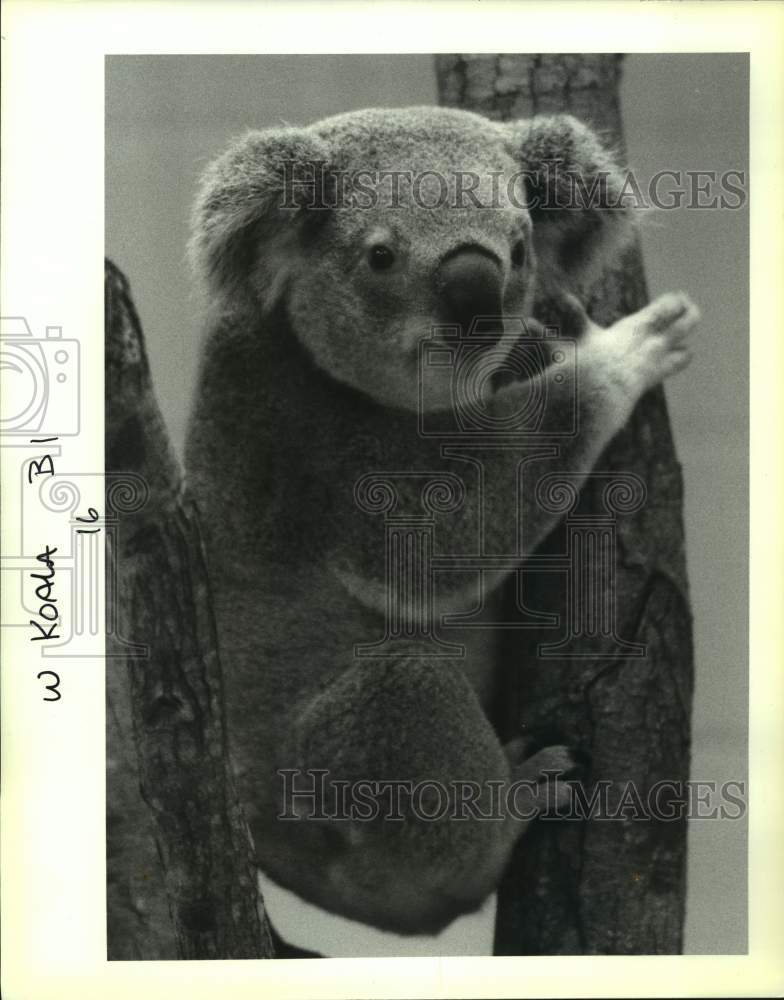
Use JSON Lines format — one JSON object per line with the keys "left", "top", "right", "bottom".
{"left": 105, "top": 258, "right": 275, "bottom": 959}
{"left": 436, "top": 54, "right": 694, "bottom": 954}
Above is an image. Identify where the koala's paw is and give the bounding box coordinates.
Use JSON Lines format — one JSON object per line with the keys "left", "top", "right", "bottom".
{"left": 508, "top": 743, "right": 579, "bottom": 782}
{"left": 504, "top": 741, "right": 581, "bottom": 817}
{"left": 600, "top": 291, "right": 700, "bottom": 401}
{"left": 633, "top": 291, "right": 700, "bottom": 383}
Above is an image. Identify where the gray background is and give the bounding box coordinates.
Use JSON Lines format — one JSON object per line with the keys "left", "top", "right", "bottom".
{"left": 106, "top": 53, "right": 748, "bottom": 954}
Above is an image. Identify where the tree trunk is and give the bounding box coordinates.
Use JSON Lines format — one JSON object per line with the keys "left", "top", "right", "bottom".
{"left": 105, "top": 258, "right": 275, "bottom": 959}
{"left": 436, "top": 54, "right": 694, "bottom": 955}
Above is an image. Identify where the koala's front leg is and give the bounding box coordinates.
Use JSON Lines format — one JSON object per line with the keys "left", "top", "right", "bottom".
{"left": 491, "top": 290, "right": 700, "bottom": 561}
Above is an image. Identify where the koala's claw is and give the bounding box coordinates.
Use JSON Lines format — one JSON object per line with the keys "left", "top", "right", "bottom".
{"left": 644, "top": 291, "right": 690, "bottom": 329}
{"left": 587, "top": 289, "right": 700, "bottom": 402}
{"left": 510, "top": 743, "right": 579, "bottom": 783}
{"left": 504, "top": 743, "right": 579, "bottom": 822}
{"left": 639, "top": 291, "right": 700, "bottom": 337}
{"left": 636, "top": 291, "right": 700, "bottom": 383}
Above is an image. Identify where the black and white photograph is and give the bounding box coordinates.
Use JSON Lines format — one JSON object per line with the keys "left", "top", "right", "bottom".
{"left": 1, "top": 2, "right": 782, "bottom": 997}
{"left": 104, "top": 51, "right": 748, "bottom": 959}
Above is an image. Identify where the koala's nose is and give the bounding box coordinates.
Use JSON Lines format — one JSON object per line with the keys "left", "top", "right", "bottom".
{"left": 437, "top": 248, "right": 504, "bottom": 334}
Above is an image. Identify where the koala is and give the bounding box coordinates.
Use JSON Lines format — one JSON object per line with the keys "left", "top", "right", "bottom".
{"left": 185, "top": 106, "right": 698, "bottom": 937}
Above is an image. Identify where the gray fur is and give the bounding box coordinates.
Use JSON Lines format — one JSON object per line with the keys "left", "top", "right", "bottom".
{"left": 185, "top": 106, "right": 698, "bottom": 934}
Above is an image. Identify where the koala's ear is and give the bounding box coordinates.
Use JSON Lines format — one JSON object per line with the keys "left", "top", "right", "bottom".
{"left": 506, "top": 114, "right": 638, "bottom": 295}
{"left": 189, "top": 128, "right": 333, "bottom": 311}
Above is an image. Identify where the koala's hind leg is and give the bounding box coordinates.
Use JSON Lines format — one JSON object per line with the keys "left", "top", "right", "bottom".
{"left": 275, "top": 656, "right": 522, "bottom": 933}
{"left": 483, "top": 290, "right": 700, "bottom": 563}
{"left": 502, "top": 739, "right": 579, "bottom": 828}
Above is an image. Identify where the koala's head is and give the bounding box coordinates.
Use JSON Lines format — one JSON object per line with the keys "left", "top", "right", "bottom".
{"left": 191, "top": 106, "right": 634, "bottom": 412}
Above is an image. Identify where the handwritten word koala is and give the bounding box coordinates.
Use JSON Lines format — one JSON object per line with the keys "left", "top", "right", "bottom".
{"left": 186, "top": 107, "right": 699, "bottom": 935}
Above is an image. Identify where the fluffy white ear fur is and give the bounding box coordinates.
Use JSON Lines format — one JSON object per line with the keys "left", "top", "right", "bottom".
{"left": 189, "top": 128, "right": 332, "bottom": 313}
{"left": 190, "top": 111, "right": 639, "bottom": 318}
{"left": 507, "top": 114, "right": 640, "bottom": 297}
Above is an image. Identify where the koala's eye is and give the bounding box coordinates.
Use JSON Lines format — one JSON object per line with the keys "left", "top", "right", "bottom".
{"left": 368, "top": 244, "right": 396, "bottom": 271}
{"left": 511, "top": 240, "right": 526, "bottom": 268}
